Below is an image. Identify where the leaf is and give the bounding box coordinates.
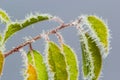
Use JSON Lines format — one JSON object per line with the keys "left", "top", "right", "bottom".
{"left": 80, "top": 33, "right": 102, "bottom": 80}
{"left": 80, "top": 33, "right": 94, "bottom": 79}
{"left": 27, "top": 50, "right": 48, "bottom": 80}
{"left": 0, "top": 8, "right": 11, "bottom": 23}
{"left": 87, "top": 15, "right": 109, "bottom": 56}
{"left": 3, "top": 14, "right": 52, "bottom": 43}
{"left": 0, "top": 51, "right": 5, "bottom": 76}
{"left": 62, "top": 44, "right": 79, "bottom": 80}
{"left": 26, "top": 63, "right": 37, "bottom": 80}
{"left": 47, "top": 41, "right": 68, "bottom": 80}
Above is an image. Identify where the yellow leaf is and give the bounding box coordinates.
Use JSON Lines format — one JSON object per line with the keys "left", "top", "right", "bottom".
{"left": 27, "top": 64, "right": 37, "bottom": 80}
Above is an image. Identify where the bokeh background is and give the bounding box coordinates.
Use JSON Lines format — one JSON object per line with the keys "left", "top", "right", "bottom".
{"left": 0, "top": 0, "right": 119, "bottom": 80}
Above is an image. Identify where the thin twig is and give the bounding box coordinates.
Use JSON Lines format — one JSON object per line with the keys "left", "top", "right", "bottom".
{"left": 55, "top": 32, "right": 64, "bottom": 45}
{"left": 29, "top": 43, "right": 33, "bottom": 51}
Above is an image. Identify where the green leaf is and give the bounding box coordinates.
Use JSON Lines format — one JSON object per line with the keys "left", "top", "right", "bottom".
{"left": 80, "top": 33, "right": 94, "bottom": 79}
{"left": 27, "top": 50, "right": 48, "bottom": 80}
{"left": 26, "top": 63, "right": 37, "bottom": 80}
{"left": 87, "top": 15, "right": 109, "bottom": 56}
{"left": 0, "top": 8, "right": 11, "bottom": 23}
{"left": 0, "top": 51, "right": 5, "bottom": 76}
{"left": 47, "top": 41, "right": 68, "bottom": 80}
{"left": 80, "top": 33, "right": 102, "bottom": 80}
{"left": 3, "top": 14, "right": 52, "bottom": 43}
{"left": 62, "top": 44, "right": 79, "bottom": 80}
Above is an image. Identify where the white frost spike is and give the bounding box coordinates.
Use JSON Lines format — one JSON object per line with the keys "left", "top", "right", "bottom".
{"left": 19, "top": 49, "right": 28, "bottom": 67}
{"left": 19, "top": 49, "right": 28, "bottom": 80}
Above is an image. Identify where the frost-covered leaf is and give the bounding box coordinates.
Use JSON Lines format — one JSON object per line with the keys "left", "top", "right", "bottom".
{"left": 62, "top": 44, "right": 79, "bottom": 80}
{"left": 80, "top": 33, "right": 102, "bottom": 80}
{"left": 87, "top": 16, "right": 109, "bottom": 54}
{"left": 80, "top": 33, "right": 94, "bottom": 79}
{"left": 0, "top": 8, "right": 11, "bottom": 23}
{"left": 3, "top": 14, "right": 52, "bottom": 43}
{"left": 47, "top": 41, "right": 68, "bottom": 80}
{"left": 80, "top": 15, "right": 109, "bottom": 57}
{"left": 27, "top": 50, "right": 48, "bottom": 80}
{"left": 26, "top": 63, "right": 37, "bottom": 80}
{"left": 0, "top": 51, "right": 4, "bottom": 76}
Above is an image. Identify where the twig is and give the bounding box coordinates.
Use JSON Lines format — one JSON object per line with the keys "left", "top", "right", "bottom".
{"left": 29, "top": 43, "right": 33, "bottom": 51}
{"left": 55, "top": 32, "right": 64, "bottom": 45}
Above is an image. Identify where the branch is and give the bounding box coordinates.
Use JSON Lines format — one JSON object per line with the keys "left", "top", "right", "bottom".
{"left": 4, "top": 23, "right": 72, "bottom": 57}
{"left": 4, "top": 18, "right": 82, "bottom": 58}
